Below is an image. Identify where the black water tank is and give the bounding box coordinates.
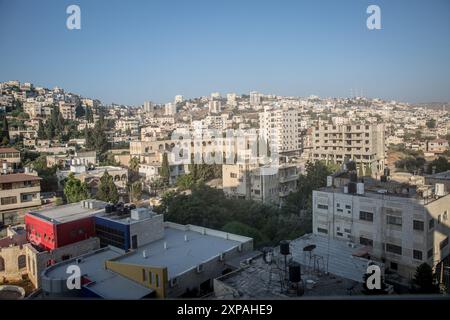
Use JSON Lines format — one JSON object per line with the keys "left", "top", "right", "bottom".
{"left": 289, "top": 262, "right": 301, "bottom": 283}
{"left": 280, "top": 240, "right": 290, "bottom": 255}
{"left": 380, "top": 175, "right": 387, "bottom": 182}
{"left": 129, "top": 204, "right": 136, "bottom": 210}
{"left": 348, "top": 182, "right": 357, "bottom": 194}
{"left": 105, "top": 204, "right": 112, "bottom": 214}
{"left": 349, "top": 172, "right": 357, "bottom": 182}
{"left": 384, "top": 168, "right": 390, "bottom": 176}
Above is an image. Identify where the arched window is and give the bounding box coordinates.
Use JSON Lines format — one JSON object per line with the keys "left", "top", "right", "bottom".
{"left": 0, "top": 256, "right": 5, "bottom": 272}
{"left": 18, "top": 255, "right": 26, "bottom": 269}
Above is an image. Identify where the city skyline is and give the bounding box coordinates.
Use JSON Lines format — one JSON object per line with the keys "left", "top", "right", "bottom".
{"left": 1, "top": 0, "right": 450, "bottom": 105}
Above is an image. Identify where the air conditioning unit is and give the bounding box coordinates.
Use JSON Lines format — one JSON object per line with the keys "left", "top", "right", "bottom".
{"left": 196, "top": 264, "right": 203, "bottom": 273}
{"left": 435, "top": 183, "right": 445, "bottom": 197}
{"left": 219, "top": 253, "right": 225, "bottom": 261}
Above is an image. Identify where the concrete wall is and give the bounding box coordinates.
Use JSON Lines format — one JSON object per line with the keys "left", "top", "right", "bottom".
{"left": 105, "top": 260, "right": 168, "bottom": 298}
{"left": 129, "top": 214, "right": 164, "bottom": 248}
{"left": 26, "top": 237, "right": 100, "bottom": 288}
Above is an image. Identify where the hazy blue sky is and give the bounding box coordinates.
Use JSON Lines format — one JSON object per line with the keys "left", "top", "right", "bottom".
{"left": 1, "top": 0, "right": 449, "bottom": 105}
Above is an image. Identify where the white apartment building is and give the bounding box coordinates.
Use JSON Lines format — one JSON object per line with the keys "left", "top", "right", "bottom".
{"left": 259, "top": 106, "right": 303, "bottom": 154}
{"left": 250, "top": 91, "right": 261, "bottom": 106}
{"left": 209, "top": 99, "right": 222, "bottom": 114}
{"left": 165, "top": 102, "right": 177, "bottom": 116}
{"left": 311, "top": 123, "right": 386, "bottom": 176}
{"left": 227, "top": 93, "right": 237, "bottom": 107}
{"left": 222, "top": 163, "right": 298, "bottom": 206}
{"left": 174, "top": 95, "right": 184, "bottom": 104}
{"left": 115, "top": 119, "right": 140, "bottom": 134}
{"left": 143, "top": 101, "right": 154, "bottom": 113}
{"left": 312, "top": 177, "right": 450, "bottom": 279}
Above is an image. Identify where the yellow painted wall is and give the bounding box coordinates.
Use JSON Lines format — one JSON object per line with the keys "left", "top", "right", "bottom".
{"left": 105, "top": 260, "right": 168, "bottom": 298}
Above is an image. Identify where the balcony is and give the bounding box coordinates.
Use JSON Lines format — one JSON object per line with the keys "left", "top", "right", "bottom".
{"left": 279, "top": 174, "right": 299, "bottom": 183}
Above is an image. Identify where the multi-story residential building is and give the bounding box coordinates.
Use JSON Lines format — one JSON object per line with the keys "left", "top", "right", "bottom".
{"left": 174, "top": 95, "right": 184, "bottom": 104}
{"left": 59, "top": 101, "right": 76, "bottom": 120}
{"left": 226, "top": 93, "right": 237, "bottom": 107}
{"left": 23, "top": 101, "right": 52, "bottom": 118}
{"left": 209, "top": 99, "right": 222, "bottom": 114}
{"left": 427, "top": 139, "right": 449, "bottom": 154}
{"left": 250, "top": 91, "right": 261, "bottom": 106}
{"left": 312, "top": 173, "right": 450, "bottom": 279}
{"left": 311, "top": 122, "right": 386, "bottom": 176}
{"left": 0, "top": 173, "right": 41, "bottom": 212}
{"left": 222, "top": 163, "right": 298, "bottom": 206}
{"left": 165, "top": 102, "right": 177, "bottom": 116}
{"left": 0, "top": 147, "right": 21, "bottom": 173}
{"left": 115, "top": 118, "right": 140, "bottom": 134}
{"left": 143, "top": 101, "right": 154, "bottom": 113}
{"left": 259, "top": 106, "right": 303, "bottom": 154}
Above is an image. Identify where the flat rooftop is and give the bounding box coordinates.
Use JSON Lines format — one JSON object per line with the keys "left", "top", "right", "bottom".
{"left": 29, "top": 201, "right": 106, "bottom": 224}
{"left": 290, "top": 234, "right": 378, "bottom": 283}
{"left": 43, "top": 247, "right": 152, "bottom": 299}
{"left": 113, "top": 226, "right": 244, "bottom": 278}
{"left": 215, "top": 254, "right": 363, "bottom": 299}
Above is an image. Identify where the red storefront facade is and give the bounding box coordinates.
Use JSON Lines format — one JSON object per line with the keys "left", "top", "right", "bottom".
{"left": 25, "top": 213, "right": 95, "bottom": 251}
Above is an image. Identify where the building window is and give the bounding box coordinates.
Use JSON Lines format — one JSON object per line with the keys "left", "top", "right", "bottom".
{"left": 360, "top": 236, "right": 373, "bottom": 247}
{"left": 345, "top": 205, "right": 351, "bottom": 209}
{"left": 18, "top": 255, "right": 26, "bottom": 269}
{"left": 142, "top": 269, "right": 147, "bottom": 282}
{"left": 427, "top": 248, "right": 433, "bottom": 259}
{"left": 413, "top": 250, "right": 423, "bottom": 261}
{"left": 390, "top": 262, "right": 398, "bottom": 270}
{"left": 337, "top": 232, "right": 343, "bottom": 237}
{"left": 1, "top": 196, "right": 17, "bottom": 205}
{"left": 413, "top": 220, "right": 424, "bottom": 231}
{"left": 386, "top": 243, "right": 402, "bottom": 255}
{"left": 440, "top": 237, "right": 449, "bottom": 250}
{"left": 359, "top": 211, "right": 373, "bottom": 222}
{"left": 317, "top": 204, "right": 328, "bottom": 210}
{"left": 230, "top": 173, "right": 237, "bottom": 178}
{"left": 444, "top": 211, "right": 448, "bottom": 221}
{"left": 429, "top": 219, "right": 435, "bottom": 230}
{"left": 386, "top": 215, "right": 402, "bottom": 227}
{"left": 317, "top": 228, "right": 328, "bottom": 234}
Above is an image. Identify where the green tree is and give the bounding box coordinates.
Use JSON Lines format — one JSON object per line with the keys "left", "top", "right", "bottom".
{"left": 176, "top": 174, "right": 194, "bottom": 190}
{"left": 64, "top": 173, "right": 90, "bottom": 203}
{"left": 129, "top": 181, "right": 143, "bottom": 203}
{"left": 1, "top": 116, "right": 10, "bottom": 141}
{"left": 96, "top": 171, "right": 119, "bottom": 203}
{"left": 412, "top": 263, "right": 440, "bottom": 294}
{"left": 161, "top": 152, "right": 170, "bottom": 185}
{"left": 426, "top": 119, "right": 436, "bottom": 129}
{"left": 75, "top": 102, "right": 85, "bottom": 118}
{"left": 37, "top": 120, "right": 47, "bottom": 139}
{"left": 222, "top": 221, "right": 270, "bottom": 247}
{"left": 129, "top": 156, "right": 140, "bottom": 172}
